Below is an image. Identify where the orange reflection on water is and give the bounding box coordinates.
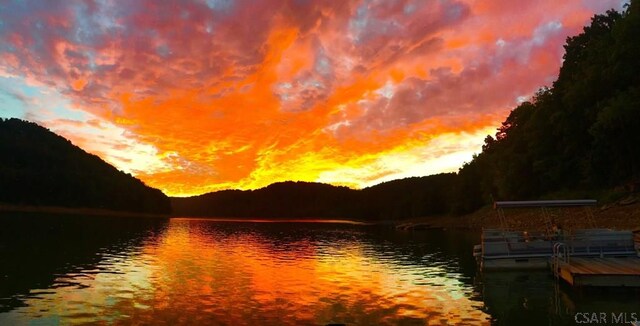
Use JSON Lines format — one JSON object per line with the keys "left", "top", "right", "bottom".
{"left": 2, "top": 219, "right": 490, "bottom": 325}
{"left": 138, "top": 219, "right": 490, "bottom": 325}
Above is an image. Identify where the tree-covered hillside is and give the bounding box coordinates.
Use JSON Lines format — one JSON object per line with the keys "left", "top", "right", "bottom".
{"left": 451, "top": 2, "right": 640, "bottom": 213}
{"left": 172, "top": 174, "right": 456, "bottom": 220}
{"left": 0, "top": 118, "right": 171, "bottom": 214}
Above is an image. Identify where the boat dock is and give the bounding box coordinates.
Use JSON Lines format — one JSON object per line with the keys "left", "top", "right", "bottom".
{"left": 550, "top": 237, "right": 640, "bottom": 287}
{"left": 551, "top": 256, "right": 640, "bottom": 287}
{"left": 475, "top": 199, "right": 640, "bottom": 287}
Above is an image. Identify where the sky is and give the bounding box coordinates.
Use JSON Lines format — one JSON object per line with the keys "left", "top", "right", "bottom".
{"left": 0, "top": 0, "right": 627, "bottom": 196}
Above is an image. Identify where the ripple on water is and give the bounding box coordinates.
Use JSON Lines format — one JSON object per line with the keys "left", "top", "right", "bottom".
{"left": 0, "top": 220, "right": 492, "bottom": 325}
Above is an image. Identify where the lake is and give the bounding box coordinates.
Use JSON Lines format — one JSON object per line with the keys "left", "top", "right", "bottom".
{"left": 0, "top": 213, "right": 638, "bottom": 325}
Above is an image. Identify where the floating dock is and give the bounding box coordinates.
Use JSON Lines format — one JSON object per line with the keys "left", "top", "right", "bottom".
{"left": 475, "top": 199, "right": 640, "bottom": 289}
{"left": 552, "top": 256, "right": 640, "bottom": 287}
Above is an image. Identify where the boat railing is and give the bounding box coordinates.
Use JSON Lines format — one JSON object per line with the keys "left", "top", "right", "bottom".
{"left": 566, "top": 233, "right": 636, "bottom": 257}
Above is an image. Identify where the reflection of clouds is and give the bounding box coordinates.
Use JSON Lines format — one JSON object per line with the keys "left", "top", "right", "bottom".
{"left": 1, "top": 220, "right": 490, "bottom": 324}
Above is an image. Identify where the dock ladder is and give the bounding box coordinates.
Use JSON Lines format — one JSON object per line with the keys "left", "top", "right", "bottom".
{"left": 551, "top": 242, "right": 569, "bottom": 279}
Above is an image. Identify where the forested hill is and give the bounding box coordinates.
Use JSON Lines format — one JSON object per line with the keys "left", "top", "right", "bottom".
{"left": 451, "top": 2, "right": 640, "bottom": 213}
{"left": 0, "top": 118, "right": 171, "bottom": 214}
{"left": 173, "top": 3, "right": 640, "bottom": 220}
{"left": 172, "top": 174, "right": 456, "bottom": 220}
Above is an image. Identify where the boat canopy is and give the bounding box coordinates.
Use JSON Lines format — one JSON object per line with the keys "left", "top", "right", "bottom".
{"left": 494, "top": 199, "right": 597, "bottom": 209}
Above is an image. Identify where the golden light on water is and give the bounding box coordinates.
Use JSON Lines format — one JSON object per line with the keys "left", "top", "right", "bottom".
{"left": 2, "top": 219, "right": 490, "bottom": 325}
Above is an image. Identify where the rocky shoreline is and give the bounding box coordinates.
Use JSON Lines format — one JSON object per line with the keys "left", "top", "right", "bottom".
{"left": 396, "top": 195, "right": 640, "bottom": 232}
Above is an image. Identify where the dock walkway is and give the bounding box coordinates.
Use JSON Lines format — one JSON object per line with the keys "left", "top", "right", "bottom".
{"left": 553, "top": 256, "right": 640, "bottom": 287}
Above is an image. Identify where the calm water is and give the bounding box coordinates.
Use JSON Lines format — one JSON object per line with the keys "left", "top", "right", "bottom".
{"left": 0, "top": 213, "right": 638, "bottom": 325}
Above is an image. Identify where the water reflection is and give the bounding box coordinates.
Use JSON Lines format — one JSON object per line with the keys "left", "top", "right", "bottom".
{"left": 480, "top": 270, "right": 640, "bottom": 326}
{"left": 0, "top": 212, "right": 167, "bottom": 313}
{"left": 0, "top": 216, "right": 489, "bottom": 325}
{"left": 5, "top": 216, "right": 636, "bottom": 325}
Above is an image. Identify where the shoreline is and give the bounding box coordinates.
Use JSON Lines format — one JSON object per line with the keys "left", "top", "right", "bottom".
{"left": 3, "top": 195, "right": 640, "bottom": 232}
{"left": 0, "top": 204, "right": 170, "bottom": 219}
{"left": 396, "top": 195, "right": 640, "bottom": 232}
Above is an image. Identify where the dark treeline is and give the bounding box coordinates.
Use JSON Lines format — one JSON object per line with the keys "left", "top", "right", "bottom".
{"left": 0, "top": 118, "right": 171, "bottom": 214}
{"left": 172, "top": 174, "right": 456, "bottom": 221}
{"left": 452, "top": 2, "right": 640, "bottom": 213}
{"left": 174, "top": 3, "right": 640, "bottom": 220}
{"left": 172, "top": 182, "right": 356, "bottom": 219}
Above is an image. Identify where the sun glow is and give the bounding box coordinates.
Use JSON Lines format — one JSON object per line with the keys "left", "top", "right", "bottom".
{"left": 0, "top": 0, "right": 625, "bottom": 195}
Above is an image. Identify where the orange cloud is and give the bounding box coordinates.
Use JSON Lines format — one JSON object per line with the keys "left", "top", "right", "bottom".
{"left": 0, "top": 0, "right": 627, "bottom": 195}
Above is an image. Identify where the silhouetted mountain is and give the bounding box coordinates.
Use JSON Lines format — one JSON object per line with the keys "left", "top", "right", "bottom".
{"left": 173, "top": 181, "right": 354, "bottom": 218}
{"left": 359, "top": 174, "right": 456, "bottom": 219}
{"left": 172, "top": 174, "right": 457, "bottom": 221}
{"left": 0, "top": 118, "right": 171, "bottom": 214}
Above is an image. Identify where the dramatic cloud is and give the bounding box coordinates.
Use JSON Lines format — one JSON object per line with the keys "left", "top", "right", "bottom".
{"left": 0, "top": 0, "right": 626, "bottom": 196}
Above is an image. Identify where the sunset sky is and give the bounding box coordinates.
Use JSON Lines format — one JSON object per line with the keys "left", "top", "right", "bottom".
{"left": 0, "top": 0, "right": 627, "bottom": 196}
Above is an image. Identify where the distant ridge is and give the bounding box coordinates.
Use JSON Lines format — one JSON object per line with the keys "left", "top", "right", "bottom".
{"left": 0, "top": 118, "right": 171, "bottom": 214}
{"left": 171, "top": 175, "right": 457, "bottom": 221}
